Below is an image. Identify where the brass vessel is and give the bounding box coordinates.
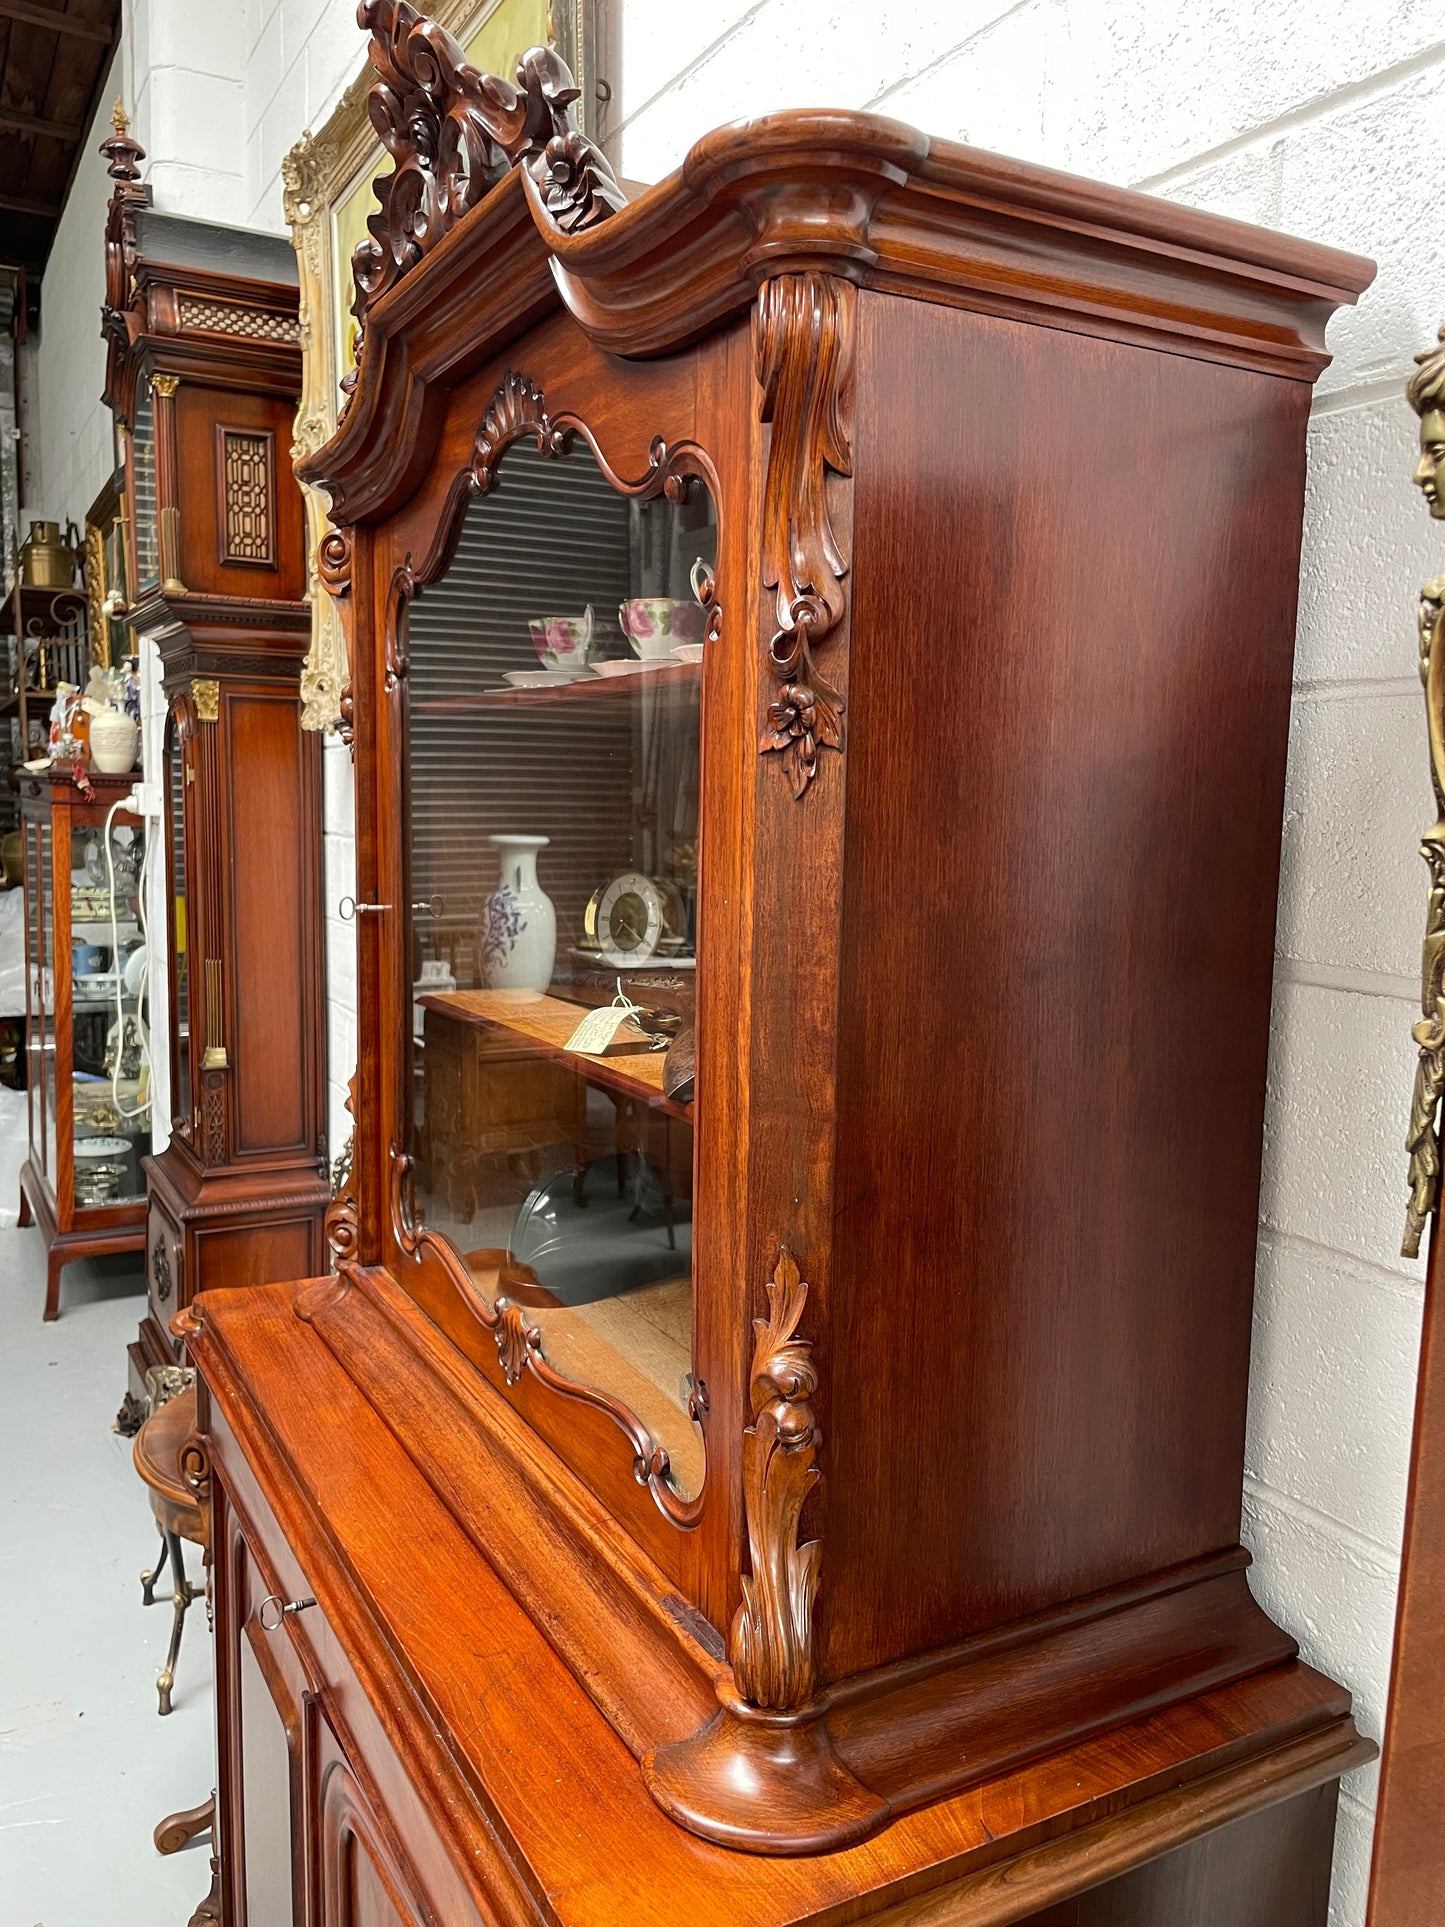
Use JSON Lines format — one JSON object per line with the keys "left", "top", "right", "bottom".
{"left": 18, "top": 519, "right": 82, "bottom": 589}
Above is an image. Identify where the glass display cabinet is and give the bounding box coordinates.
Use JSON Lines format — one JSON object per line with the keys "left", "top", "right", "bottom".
{"left": 99, "top": 112, "right": 329, "bottom": 1409}
{"left": 19, "top": 769, "right": 151, "bottom": 1318}
{"left": 405, "top": 446, "right": 715, "bottom": 1496}
{"left": 181, "top": 9, "right": 1379, "bottom": 1927}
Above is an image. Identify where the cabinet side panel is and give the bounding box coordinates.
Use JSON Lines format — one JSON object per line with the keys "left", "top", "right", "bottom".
{"left": 194, "top": 1219, "right": 318, "bottom": 1296}
{"left": 227, "top": 692, "right": 308, "bottom": 1155}
{"left": 826, "top": 293, "right": 1309, "bottom": 1675}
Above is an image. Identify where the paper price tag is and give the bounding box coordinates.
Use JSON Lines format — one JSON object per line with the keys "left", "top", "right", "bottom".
{"left": 564, "top": 1004, "right": 635, "bottom": 1056}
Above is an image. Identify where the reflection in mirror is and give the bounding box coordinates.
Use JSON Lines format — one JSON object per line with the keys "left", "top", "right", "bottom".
{"left": 405, "top": 438, "right": 716, "bottom": 1501}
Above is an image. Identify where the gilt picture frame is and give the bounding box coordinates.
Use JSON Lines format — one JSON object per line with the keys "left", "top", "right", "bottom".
{"left": 283, "top": 0, "right": 601, "bottom": 730}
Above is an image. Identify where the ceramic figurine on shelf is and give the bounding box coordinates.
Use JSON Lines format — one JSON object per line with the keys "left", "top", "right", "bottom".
{"left": 478, "top": 835, "right": 555, "bottom": 992}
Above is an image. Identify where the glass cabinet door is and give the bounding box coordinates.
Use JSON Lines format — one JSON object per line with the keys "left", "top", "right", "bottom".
{"left": 69, "top": 812, "right": 151, "bottom": 1208}
{"left": 405, "top": 438, "right": 716, "bottom": 1501}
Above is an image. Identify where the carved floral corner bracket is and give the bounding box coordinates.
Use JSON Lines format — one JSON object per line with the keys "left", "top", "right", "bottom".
{"left": 640, "top": 1249, "right": 884, "bottom": 1852}
{"left": 729, "top": 1248, "right": 821, "bottom": 1709}
{"left": 757, "top": 274, "right": 856, "bottom": 799}
{"left": 1402, "top": 323, "right": 1445, "bottom": 1258}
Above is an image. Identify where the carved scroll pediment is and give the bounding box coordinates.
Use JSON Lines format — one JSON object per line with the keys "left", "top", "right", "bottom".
{"left": 350, "top": 1, "right": 624, "bottom": 334}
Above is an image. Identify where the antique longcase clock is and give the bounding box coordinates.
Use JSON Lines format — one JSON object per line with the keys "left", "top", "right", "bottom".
{"left": 100, "top": 113, "right": 329, "bottom": 1405}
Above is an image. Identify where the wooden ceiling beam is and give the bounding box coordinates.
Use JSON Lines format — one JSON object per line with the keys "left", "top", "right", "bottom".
{"left": 0, "top": 104, "right": 84, "bottom": 143}
{"left": 0, "top": 191, "right": 61, "bottom": 217}
{"left": 0, "top": 1, "right": 113, "bottom": 42}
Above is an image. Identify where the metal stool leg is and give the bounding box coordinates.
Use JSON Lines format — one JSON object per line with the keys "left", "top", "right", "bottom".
{"left": 156, "top": 1530, "right": 200, "bottom": 1717}
{"left": 140, "top": 1529, "right": 170, "bottom": 1607}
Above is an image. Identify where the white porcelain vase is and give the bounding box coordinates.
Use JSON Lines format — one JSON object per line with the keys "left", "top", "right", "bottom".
{"left": 478, "top": 835, "right": 555, "bottom": 993}
{"left": 88, "top": 708, "right": 138, "bottom": 774}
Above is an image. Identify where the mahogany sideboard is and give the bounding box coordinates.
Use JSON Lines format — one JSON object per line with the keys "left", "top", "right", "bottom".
{"left": 98, "top": 115, "right": 329, "bottom": 1407}
{"left": 181, "top": 7, "right": 1379, "bottom": 1923}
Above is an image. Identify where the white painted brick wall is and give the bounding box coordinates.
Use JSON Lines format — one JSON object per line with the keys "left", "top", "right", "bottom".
{"left": 18, "top": 4, "right": 1440, "bottom": 1916}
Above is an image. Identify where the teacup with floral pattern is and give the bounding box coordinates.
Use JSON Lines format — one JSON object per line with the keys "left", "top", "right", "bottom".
{"left": 618, "top": 596, "right": 707, "bottom": 660}
{"left": 528, "top": 604, "right": 594, "bottom": 671}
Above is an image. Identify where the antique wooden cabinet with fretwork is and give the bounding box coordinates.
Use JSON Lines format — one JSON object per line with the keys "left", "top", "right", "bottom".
{"left": 99, "top": 113, "right": 329, "bottom": 1412}
{"left": 180, "top": 7, "right": 1379, "bottom": 1923}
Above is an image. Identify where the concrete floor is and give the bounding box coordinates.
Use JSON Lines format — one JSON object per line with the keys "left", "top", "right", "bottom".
{"left": 0, "top": 1225, "right": 215, "bottom": 1926}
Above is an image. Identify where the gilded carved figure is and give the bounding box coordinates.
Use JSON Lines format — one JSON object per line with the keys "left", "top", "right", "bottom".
{"left": 1402, "top": 323, "right": 1445, "bottom": 1258}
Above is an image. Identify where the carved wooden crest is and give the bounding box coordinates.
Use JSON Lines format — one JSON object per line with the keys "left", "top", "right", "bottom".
{"left": 351, "top": 1, "right": 624, "bottom": 331}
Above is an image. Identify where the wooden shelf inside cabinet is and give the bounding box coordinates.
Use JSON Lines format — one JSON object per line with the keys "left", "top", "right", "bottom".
{"left": 419, "top": 989, "right": 694, "bottom": 1122}
{"left": 411, "top": 660, "right": 702, "bottom": 716}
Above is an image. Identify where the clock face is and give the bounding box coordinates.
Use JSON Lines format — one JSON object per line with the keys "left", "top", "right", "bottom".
{"left": 596, "top": 871, "right": 664, "bottom": 968}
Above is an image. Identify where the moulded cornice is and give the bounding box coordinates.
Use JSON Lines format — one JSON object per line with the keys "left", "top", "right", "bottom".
{"left": 301, "top": 107, "right": 1374, "bottom": 527}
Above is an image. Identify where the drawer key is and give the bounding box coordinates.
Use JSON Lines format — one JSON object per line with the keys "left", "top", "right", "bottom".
{"left": 258, "top": 1593, "right": 317, "bottom": 1632}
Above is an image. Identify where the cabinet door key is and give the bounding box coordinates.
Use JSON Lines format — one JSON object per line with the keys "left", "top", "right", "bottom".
{"left": 257, "top": 1593, "right": 317, "bottom": 1632}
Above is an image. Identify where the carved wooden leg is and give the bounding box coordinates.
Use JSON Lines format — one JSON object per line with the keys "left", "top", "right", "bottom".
{"left": 154, "top": 1792, "right": 214, "bottom": 1855}
{"left": 17, "top": 1180, "right": 31, "bottom": 1227}
{"left": 156, "top": 1530, "right": 195, "bottom": 1716}
{"left": 43, "top": 1248, "right": 62, "bottom": 1321}
{"left": 188, "top": 1858, "right": 221, "bottom": 1926}
{"left": 140, "top": 1528, "right": 170, "bottom": 1606}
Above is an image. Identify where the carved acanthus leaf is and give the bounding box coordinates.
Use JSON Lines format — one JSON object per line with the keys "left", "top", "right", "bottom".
{"left": 351, "top": 3, "right": 623, "bottom": 331}
{"left": 494, "top": 1298, "right": 542, "bottom": 1384}
{"left": 469, "top": 370, "right": 574, "bottom": 491}
{"left": 729, "top": 1248, "right": 821, "bottom": 1710}
{"left": 756, "top": 274, "right": 856, "bottom": 798}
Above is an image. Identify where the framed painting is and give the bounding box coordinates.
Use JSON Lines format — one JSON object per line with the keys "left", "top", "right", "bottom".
{"left": 284, "top": 0, "right": 601, "bottom": 730}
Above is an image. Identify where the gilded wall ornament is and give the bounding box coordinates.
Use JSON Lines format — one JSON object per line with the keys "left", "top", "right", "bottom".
{"left": 1403, "top": 324, "right": 1445, "bottom": 1259}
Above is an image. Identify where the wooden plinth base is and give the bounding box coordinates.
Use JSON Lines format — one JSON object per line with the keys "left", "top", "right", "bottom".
{"left": 19, "top": 1159, "right": 145, "bottom": 1322}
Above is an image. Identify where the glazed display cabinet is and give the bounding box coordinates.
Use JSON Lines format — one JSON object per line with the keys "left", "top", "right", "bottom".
{"left": 182, "top": 8, "right": 1379, "bottom": 1925}
{"left": 99, "top": 111, "right": 330, "bottom": 1403}
{"left": 19, "top": 769, "right": 151, "bottom": 1318}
